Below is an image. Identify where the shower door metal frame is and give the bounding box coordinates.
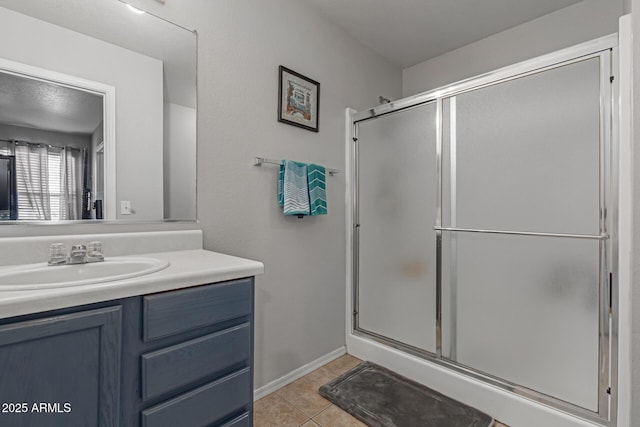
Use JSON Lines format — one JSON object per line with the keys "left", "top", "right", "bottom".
{"left": 350, "top": 34, "right": 618, "bottom": 426}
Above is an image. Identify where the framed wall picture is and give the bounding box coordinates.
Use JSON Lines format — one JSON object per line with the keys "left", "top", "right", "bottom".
{"left": 278, "top": 66, "right": 320, "bottom": 132}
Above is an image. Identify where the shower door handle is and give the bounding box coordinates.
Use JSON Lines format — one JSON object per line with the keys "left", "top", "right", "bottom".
{"left": 433, "top": 226, "right": 608, "bottom": 240}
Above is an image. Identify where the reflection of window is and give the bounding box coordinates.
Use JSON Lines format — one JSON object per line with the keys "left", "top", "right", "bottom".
{"left": 48, "top": 149, "right": 62, "bottom": 220}
{"left": 0, "top": 141, "right": 86, "bottom": 220}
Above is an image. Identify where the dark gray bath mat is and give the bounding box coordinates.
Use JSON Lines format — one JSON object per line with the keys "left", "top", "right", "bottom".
{"left": 319, "top": 361, "right": 493, "bottom": 427}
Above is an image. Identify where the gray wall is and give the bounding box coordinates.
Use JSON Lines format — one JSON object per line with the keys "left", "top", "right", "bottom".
{"left": 0, "top": 6, "right": 164, "bottom": 220}
{"left": 0, "top": 124, "right": 92, "bottom": 151}
{"left": 163, "top": 103, "right": 196, "bottom": 220}
{"left": 124, "top": 0, "right": 402, "bottom": 389}
{"left": 403, "top": 0, "right": 624, "bottom": 96}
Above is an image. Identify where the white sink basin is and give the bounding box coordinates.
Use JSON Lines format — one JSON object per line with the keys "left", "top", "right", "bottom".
{"left": 0, "top": 257, "right": 170, "bottom": 290}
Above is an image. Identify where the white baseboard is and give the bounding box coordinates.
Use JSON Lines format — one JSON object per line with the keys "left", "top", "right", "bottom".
{"left": 253, "top": 346, "right": 347, "bottom": 401}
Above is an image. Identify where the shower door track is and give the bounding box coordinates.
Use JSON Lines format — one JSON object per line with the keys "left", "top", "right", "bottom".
{"left": 351, "top": 34, "right": 618, "bottom": 427}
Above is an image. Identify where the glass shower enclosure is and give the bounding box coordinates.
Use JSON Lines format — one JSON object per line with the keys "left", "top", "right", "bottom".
{"left": 351, "top": 37, "right": 616, "bottom": 424}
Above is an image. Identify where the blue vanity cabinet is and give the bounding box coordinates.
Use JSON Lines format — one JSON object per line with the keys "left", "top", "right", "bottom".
{"left": 0, "top": 276, "right": 255, "bottom": 427}
{"left": 0, "top": 306, "right": 122, "bottom": 427}
{"left": 122, "top": 277, "right": 256, "bottom": 427}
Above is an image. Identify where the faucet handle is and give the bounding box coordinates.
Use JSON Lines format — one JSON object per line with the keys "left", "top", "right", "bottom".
{"left": 87, "top": 241, "right": 104, "bottom": 262}
{"left": 48, "top": 243, "right": 67, "bottom": 265}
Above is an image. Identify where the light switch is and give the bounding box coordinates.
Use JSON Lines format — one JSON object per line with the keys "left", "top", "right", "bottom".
{"left": 121, "top": 200, "right": 132, "bottom": 215}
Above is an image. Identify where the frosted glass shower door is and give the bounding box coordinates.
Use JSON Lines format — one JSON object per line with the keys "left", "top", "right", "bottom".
{"left": 441, "top": 57, "right": 605, "bottom": 411}
{"left": 356, "top": 102, "right": 438, "bottom": 353}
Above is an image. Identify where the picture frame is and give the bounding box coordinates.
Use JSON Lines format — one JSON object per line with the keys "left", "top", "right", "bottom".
{"left": 278, "top": 66, "right": 320, "bottom": 132}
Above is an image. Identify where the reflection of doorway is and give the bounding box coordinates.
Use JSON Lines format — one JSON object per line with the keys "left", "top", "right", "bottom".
{"left": 93, "top": 142, "right": 104, "bottom": 219}
{"left": 0, "top": 155, "right": 17, "bottom": 220}
{"left": 0, "top": 56, "right": 115, "bottom": 220}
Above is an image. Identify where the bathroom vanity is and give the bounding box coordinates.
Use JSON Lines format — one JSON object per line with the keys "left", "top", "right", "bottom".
{"left": 0, "top": 232, "right": 263, "bottom": 427}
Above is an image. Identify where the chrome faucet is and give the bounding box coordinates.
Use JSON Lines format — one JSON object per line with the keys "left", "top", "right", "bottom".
{"left": 68, "top": 244, "right": 87, "bottom": 265}
{"left": 48, "top": 241, "right": 104, "bottom": 266}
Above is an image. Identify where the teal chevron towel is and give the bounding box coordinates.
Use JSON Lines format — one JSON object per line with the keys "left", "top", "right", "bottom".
{"left": 307, "top": 163, "right": 327, "bottom": 215}
{"left": 278, "top": 163, "right": 285, "bottom": 207}
{"left": 281, "top": 160, "right": 310, "bottom": 216}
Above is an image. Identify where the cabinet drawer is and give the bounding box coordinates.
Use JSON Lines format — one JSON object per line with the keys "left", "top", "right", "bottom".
{"left": 141, "top": 368, "right": 251, "bottom": 427}
{"left": 143, "top": 278, "right": 252, "bottom": 341}
{"left": 142, "top": 323, "right": 251, "bottom": 401}
{"left": 220, "top": 412, "right": 251, "bottom": 427}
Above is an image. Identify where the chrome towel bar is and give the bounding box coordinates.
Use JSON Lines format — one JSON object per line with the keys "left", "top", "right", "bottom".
{"left": 253, "top": 157, "right": 339, "bottom": 176}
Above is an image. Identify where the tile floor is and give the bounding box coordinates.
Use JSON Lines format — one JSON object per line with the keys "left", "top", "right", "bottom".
{"left": 254, "top": 353, "right": 510, "bottom": 427}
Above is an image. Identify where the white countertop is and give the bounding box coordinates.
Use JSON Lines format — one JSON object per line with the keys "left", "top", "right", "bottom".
{"left": 0, "top": 249, "right": 264, "bottom": 319}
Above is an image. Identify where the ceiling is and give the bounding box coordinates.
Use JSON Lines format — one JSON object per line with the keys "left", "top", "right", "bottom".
{"left": 0, "top": 72, "right": 103, "bottom": 134}
{"left": 299, "top": 0, "right": 583, "bottom": 68}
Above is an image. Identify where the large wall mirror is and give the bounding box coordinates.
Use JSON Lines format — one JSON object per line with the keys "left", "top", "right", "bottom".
{"left": 0, "top": 0, "right": 197, "bottom": 222}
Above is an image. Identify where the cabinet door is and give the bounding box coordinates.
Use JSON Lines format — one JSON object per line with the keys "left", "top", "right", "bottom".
{"left": 0, "top": 306, "right": 122, "bottom": 427}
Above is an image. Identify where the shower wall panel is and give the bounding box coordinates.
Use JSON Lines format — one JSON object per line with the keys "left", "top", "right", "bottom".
{"left": 444, "top": 58, "right": 601, "bottom": 235}
{"left": 357, "top": 102, "right": 438, "bottom": 353}
{"left": 442, "top": 233, "right": 601, "bottom": 411}
{"left": 441, "top": 57, "right": 603, "bottom": 412}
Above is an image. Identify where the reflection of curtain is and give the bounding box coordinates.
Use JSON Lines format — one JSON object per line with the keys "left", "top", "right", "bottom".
{"left": 15, "top": 144, "right": 51, "bottom": 220}
{"left": 0, "top": 141, "right": 86, "bottom": 220}
{"left": 60, "top": 148, "right": 85, "bottom": 220}
{"left": 0, "top": 140, "right": 13, "bottom": 156}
